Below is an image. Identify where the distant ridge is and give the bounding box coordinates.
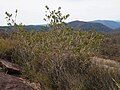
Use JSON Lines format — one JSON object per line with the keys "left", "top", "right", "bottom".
{"left": 68, "top": 20, "right": 113, "bottom": 33}
{"left": 67, "top": 21, "right": 86, "bottom": 30}
{"left": 1, "top": 20, "right": 120, "bottom": 33}
{"left": 0, "top": 25, "right": 48, "bottom": 32}
{"left": 113, "top": 28, "right": 120, "bottom": 34}
{"left": 92, "top": 20, "right": 120, "bottom": 29}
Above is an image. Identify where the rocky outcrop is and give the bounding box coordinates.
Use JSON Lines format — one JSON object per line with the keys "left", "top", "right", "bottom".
{"left": 0, "top": 59, "right": 22, "bottom": 75}
{"left": 0, "top": 73, "right": 35, "bottom": 90}
{"left": 92, "top": 57, "right": 120, "bottom": 69}
{"left": 0, "top": 59, "right": 42, "bottom": 90}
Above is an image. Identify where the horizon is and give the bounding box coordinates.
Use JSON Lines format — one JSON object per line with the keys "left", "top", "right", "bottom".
{"left": 0, "top": 19, "right": 120, "bottom": 27}
{"left": 0, "top": 0, "right": 120, "bottom": 26}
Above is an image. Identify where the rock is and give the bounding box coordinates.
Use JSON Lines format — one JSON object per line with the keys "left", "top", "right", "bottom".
{"left": 0, "top": 73, "right": 35, "bottom": 90}
{"left": 0, "top": 59, "right": 22, "bottom": 75}
{"left": 0, "top": 59, "right": 43, "bottom": 90}
{"left": 91, "top": 57, "right": 120, "bottom": 69}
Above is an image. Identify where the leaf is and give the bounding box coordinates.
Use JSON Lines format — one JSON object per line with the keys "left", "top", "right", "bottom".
{"left": 58, "top": 7, "right": 61, "bottom": 10}
{"left": 45, "top": 5, "right": 49, "bottom": 10}
{"left": 15, "top": 9, "right": 18, "bottom": 13}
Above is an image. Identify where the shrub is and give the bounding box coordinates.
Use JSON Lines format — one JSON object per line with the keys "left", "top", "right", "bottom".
{"left": 99, "top": 34, "right": 120, "bottom": 62}
{"left": 10, "top": 28, "right": 104, "bottom": 90}
{"left": 84, "top": 63, "right": 120, "bottom": 90}
{"left": 0, "top": 37, "right": 16, "bottom": 60}
{"left": 2, "top": 7, "right": 120, "bottom": 90}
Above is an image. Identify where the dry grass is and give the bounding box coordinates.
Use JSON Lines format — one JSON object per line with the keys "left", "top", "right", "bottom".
{"left": 0, "top": 29, "right": 120, "bottom": 90}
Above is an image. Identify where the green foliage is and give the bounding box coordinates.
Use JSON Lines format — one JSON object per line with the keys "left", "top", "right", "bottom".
{"left": 113, "top": 79, "right": 120, "bottom": 89}
{"left": 0, "top": 29, "right": 9, "bottom": 39}
{"left": 44, "top": 6, "right": 69, "bottom": 31}
{"left": 9, "top": 28, "right": 120, "bottom": 90}
{"left": 84, "top": 63, "right": 120, "bottom": 90}
{"left": 5, "top": 9, "right": 18, "bottom": 26}
{"left": 5, "top": 10, "right": 24, "bottom": 34}
{"left": 10, "top": 28, "right": 104, "bottom": 90}
{"left": 0, "top": 37, "right": 16, "bottom": 60}
{"left": 99, "top": 34, "right": 120, "bottom": 61}
{"left": 1, "top": 7, "right": 120, "bottom": 90}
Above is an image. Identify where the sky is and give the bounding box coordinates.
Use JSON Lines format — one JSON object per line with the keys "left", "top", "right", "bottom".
{"left": 0, "top": 0, "right": 120, "bottom": 26}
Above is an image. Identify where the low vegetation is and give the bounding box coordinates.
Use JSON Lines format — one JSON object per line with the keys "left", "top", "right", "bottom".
{"left": 99, "top": 33, "right": 120, "bottom": 62}
{"left": 0, "top": 6, "right": 120, "bottom": 90}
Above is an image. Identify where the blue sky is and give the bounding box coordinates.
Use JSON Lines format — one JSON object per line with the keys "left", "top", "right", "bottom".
{"left": 0, "top": 0, "right": 120, "bottom": 26}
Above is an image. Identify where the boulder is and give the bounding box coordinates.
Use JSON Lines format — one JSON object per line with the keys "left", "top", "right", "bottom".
{"left": 0, "top": 59, "right": 22, "bottom": 75}
{"left": 0, "top": 73, "right": 35, "bottom": 90}
{"left": 0, "top": 59, "right": 43, "bottom": 90}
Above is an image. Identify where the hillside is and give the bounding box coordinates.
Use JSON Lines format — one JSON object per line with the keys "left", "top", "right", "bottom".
{"left": 0, "top": 23, "right": 120, "bottom": 90}
{"left": 107, "top": 28, "right": 120, "bottom": 35}
{"left": 0, "top": 25, "right": 48, "bottom": 32}
{"left": 68, "top": 20, "right": 113, "bottom": 33}
{"left": 67, "top": 20, "right": 86, "bottom": 30}
{"left": 115, "top": 28, "right": 120, "bottom": 32}
{"left": 1, "top": 20, "right": 120, "bottom": 33}
{"left": 92, "top": 20, "right": 120, "bottom": 29}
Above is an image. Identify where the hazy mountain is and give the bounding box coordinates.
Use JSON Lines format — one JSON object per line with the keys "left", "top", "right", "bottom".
{"left": 67, "top": 20, "right": 86, "bottom": 30}
{"left": 92, "top": 20, "right": 120, "bottom": 29}
{"left": 1, "top": 20, "right": 119, "bottom": 33}
{"left": 114, "top": 28, "right": 120, "bottom": 34}
{"left": 68, "top": 20, "right": 113, "bottom": 33}
{"left": 26, "top": 25, "right": 48, "bottom": 31}
{"left": 0, "top": 25, "right": 48, "bottom": 32}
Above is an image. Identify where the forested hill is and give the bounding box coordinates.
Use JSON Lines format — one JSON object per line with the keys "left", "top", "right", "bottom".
{"left": 0, "top": 25, "right": 49, "bottom": 32}
{"left": 92, "top": 20, "right": 120, "bottom": 29}
{"left": 68, "top": 20, "right": 113, "bottom": 33}
{"left": 1, "top": 20, "right": 120, "bottom": 33}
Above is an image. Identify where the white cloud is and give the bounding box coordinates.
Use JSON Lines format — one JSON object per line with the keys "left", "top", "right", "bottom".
{"left": 0, "top": 0, "right": 120, "bottom": 26}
